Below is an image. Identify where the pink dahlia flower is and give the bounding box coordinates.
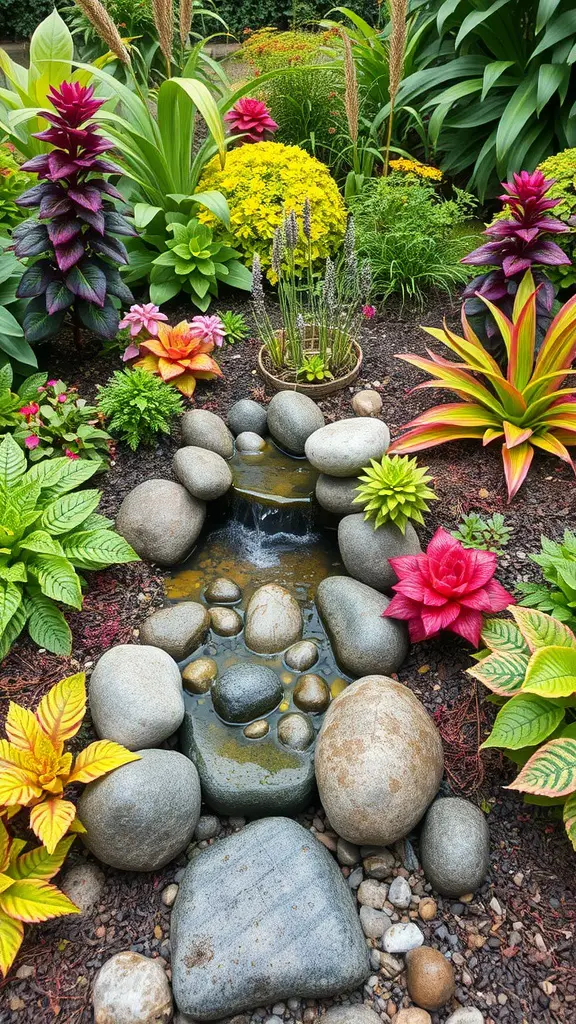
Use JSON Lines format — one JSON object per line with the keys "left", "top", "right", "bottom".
{"left": 119, "top": 303, "right": 169, "bottom": 337}
{"left": 383, "top": 527, "right": 514, "bottom": 646}
{"left": 190, "top": 314, "right": 226, "bottom": 348}
{"left": 224, "top": 98, "right": 278, "bottom": 144}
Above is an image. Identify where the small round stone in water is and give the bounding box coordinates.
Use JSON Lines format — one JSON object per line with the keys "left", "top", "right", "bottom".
{"left": 182, "top": 657, "right": 218, "bottom": 693}
{"left": 277, "top": 712, "right": 315, "bottom": 750}
{"left": 293, "top": 674, "right": 331, "bottom": 713}
{"left": 236, "top": 431, "right": 266, "bottom": 453}
{"left": 243, "top": 719, "right": 270, "bottom": 739}
{"left": 204, "top": 577, "right": 241, "bottom": 604}
{"left": 209, "top": 606, "right": 243, "bottom": 637}
{"left": 285, "top": 640, "right": 319, "bottom": 672}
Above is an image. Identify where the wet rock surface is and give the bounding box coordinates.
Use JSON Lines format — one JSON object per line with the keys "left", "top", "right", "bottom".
{"left": 139, "top": 602, "right": 210, "bottom": 660}
{"left": 316, "top": 576, "right": 408, "bottom": 677}
{"left": 212, "top": 663, "right": 283, "bottom": 723}
{"left": 244, "top": 583, "right": 303, "bottom": 654}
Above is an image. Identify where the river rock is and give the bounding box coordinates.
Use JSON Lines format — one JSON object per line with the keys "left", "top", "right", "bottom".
{"left": 406, "top": 947, "right": 455, "bottom": 1010}
{"left": 419, "top": 798, "right": 490, "bottom": 897}
{"left": 293, "top": 674, "right": 331, "bottom": 713}
{"left": 285, "top": 640, "right": 318, "bottom": 671}
{"left": 60, "top": 862, "right": 105, "bottom": 916}
{"left": 315, "top": 474, "right": 360, "bottom": 516}
{"left": 182, "top": 657, "right": 218, "bottom": 693}
{"left": 212, "top": 663, "right": 282, "bottom": 723}
{"left": 445, "top": 1010, "right": 484, "bottom": 1024}
{"left": 90, "top": 645, "right": 184, "bottom": 750}
{"left": 323, "top": 1008, "right": 382, "bottom": 1024}
{"left": 204, "top": 577, "right": 241, "bottom": 603}
{"left": 93, "top": 951, "right": 172, "bottom": 1024}
{"left": 245, "top": 583, "right": 303, "bottom": 654}
{"left": 236, "top": 431, "right": 266, "bottom": 453}
{"left": 267, "top": 391, "right": 325, "bottom": 456}
{"left": 228, "top": 398, "right": 268, "bottom": 437}
{"left": 352, "top": 390, "right": 382, "bottom": 417}
{"left": 388, "top": 875, "right": 411, "bottom": 909}
{"left": 305, "top": 418, "right": 390, "bottom": 477}
{"left": 315, "top": 576, "right": 408, "bottom": 677}
{"left": 171, "top": 817, "right": 369, "bottom": 1019}
{"left": 209, "top": 606, "right": 243, "bottom": 636}
{"left": 244, "top": 719, "right": 269, "bottom": 739}
{"left": 277, "top": 712, "right": 315, "bottom": 750}
{"left": 181, "top": 408, "right": 234, "bottom": 458}
{"left": 139, "top": 602, "right": 210, "bottom": 660}
{"left": 116, "top": 479, "right": 205, "bottom": 566}
{"left": 395, "top": 1011, "right": 431, "bottom": 1024}
{"left": 78, "top": 749, "right": 200, "bottom": 871}
{"left": 382, "top": 922, "right": 424, "bottom": 954}
{"left": 315, "top": 676, "right": 443, "bottom": 845}
{"left": 173, "top": 446, "right": 232, "bottom": 500}
{"left": 338, "top": 515, "right": 421, "bottom": 591}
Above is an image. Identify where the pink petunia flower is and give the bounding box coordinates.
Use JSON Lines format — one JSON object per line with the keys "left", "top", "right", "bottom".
{"left": 64, "top": 448, "right": 79, "bottom": 459}
{"left": 118, "top": 302, "right": 169, "bottom": 337}
{"left": 362, "top": 305, "right": 376, "bottom": 319}
{"left": 25, "top": 435, "right": 40, "bottom": 449}
{"left": 19, "top": 403, "right": 40, "bottom": 417}
{"left": 190, "top": 314, "right": 226, "bottom": 348}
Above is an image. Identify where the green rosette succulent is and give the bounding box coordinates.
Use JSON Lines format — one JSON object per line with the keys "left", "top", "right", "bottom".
{"left": 353, "top": 453, "right": 436, "bottom": 533}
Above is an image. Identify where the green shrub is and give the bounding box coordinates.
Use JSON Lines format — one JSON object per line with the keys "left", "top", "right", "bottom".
{"left": 350, "top": 172, "right": 478, "bottom": 304}
{"left": 536, "top": 149, "right": 576, "bottom": 290}
{"left": 0, "top": 146, "right": 33, "bottom": 234}
{"left": 452, "top": 513, "right": 511, "bottom": 554}
{"left": 12, "top": 378, "right": 112, "bottom": 466}
{"left": 0, "top": 364, "right": 46, "bottom": 429}
{"left": 218, "top": 309, "right": 249, "bottom": 344}
{"left": 516, "top": 531, "right": 576, "bottom": 630}
{"left": 0, "top": 0, "right": 54, "bottom": 40}
{"left": 97, "top": 368, "right": 184, "bottom": 450}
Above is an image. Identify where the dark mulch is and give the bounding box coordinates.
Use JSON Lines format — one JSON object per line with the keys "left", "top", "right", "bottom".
{"left": 1, "top": 292, "right": 575, "bottom": 1023}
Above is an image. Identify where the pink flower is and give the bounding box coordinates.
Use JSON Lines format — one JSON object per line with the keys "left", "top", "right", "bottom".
{"left": 190, "top": 314, "right": 226, "bottom": 348}
{"left": 383, "top": 527, "right": 514, "bottom": 646}
{"left": 224, "top": 98, "right": 278, "bottom": 144}
{"left": 362, "top": 305, "right": 376, "bottom": 319}
{"left": 122, "top": 343, "right": 141, "bottom": 362}
{"left": 118, "top": 302, "right": 169, "bottom": 337}
{"left": 57, "top": 393, "right": 67, "bottom": 403}
{"left": 25, "top": 435, "right": 40, "bottom": 449}
{"left": 47, "top": 379, "right": 58, "bottom": 387}
{"left": 19, "top": 403, "right": 40, "bottom": 417}
{"left": 64, "top": 448, "right": 79, "bottom": 459}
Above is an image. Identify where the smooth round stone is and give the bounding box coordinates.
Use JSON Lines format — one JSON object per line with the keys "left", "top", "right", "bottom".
{"left": 267, "top": 391, "right": 325, "bottom": 456}
{"left": 173, "top": 445, "right": 232, "bottom": 501}
{"left": 382, "top": 922, "right": 424, "bottom": 954}
{"left": 205, "top": 577, "right": 241, "bottom": 604}
{"left": 228, "top": 398, "right": 268, "bottom": 437}
{"left": 92, "top": 952, "right": 172, "bottom": 1024}
{"left": 212, "top": 663, "right": 283, "bottom": 723}
{"left": 285, "top": 640, "right": 319, "bottom": 672}
{"left": 338, "top": 515, "right": 421, "bottom": 592}
{"left": 305, "top": 418, "right": 390, "bottom": 477}
{"left": 236, "top": 430, "right": 266, "bottom": 453}
{"left": 445, "top": 1009, "right": 484, "bottom": 1024}
{"left": 352, "top": 390, "right": 383, "bottom": 417}
{"left": 243, "top": 719, "right": 270, "bottom": 739}
{"left": 388, "top": 875, "right": 411, "bottom": 909}
{"left": 78, "top": 749, "right": 200, "bottom": 871}
{"left": 315, "top": 576, "right": 408, "bottom": 677}
{"left": 395, "top": 1011, "right": 432, "bottom": 1024}
{"left": 181, "top": 409, "right": 234, "bottom": 459}
{"left": 323, "top": 1007, "right": 382, "bottom": 1024}
{"left": 315, "top": 676, "right": 443, "bottom": 846}
{"left": 139, "top": 602, "right": 210, "bottom": 661}
{"left": 209, "top": 606, "right": 243, "bottom": 636}
{"left": 277, "top": 712, "right": 314, "bottom": 750}
{"left": 116, "top": 479, "right": 205, "bottom": 567}
{"left": 60, "top": 862, "right": 105, "bottom": 916}
{"left": 406, "top": 946, "right": 455, "bottom": 1010}
{"left": 182, "top": 657, "right": 218, "bottom": 693}
{"left": 293, "top": 674, "right": 331, "bottom": 713}
{"left": 420, "top": 798, "right": 490, "bottom": 897}
{"left": 315, "top": 474, "right": 360, "bottom": 516}
{"left": 245, "top": 583, "right": 303, "bottom": 654}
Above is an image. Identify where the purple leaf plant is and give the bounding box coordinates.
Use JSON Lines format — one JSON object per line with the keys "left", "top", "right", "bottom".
{"left": 14, "top": 81, "right": 135, "bottom": 343}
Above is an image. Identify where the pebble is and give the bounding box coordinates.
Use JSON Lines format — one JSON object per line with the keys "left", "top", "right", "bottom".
{"left": 194, "top": 815, "right": 221, "bottom": 841}
{"left": 377, "top": 951, "right": 403, "bottom": 979}
{"left": 277, "top": 712, "right": 315, "bottom": 750}
{"left": 357, "top": 879, "right": 388, "bottom": 909}
{"left": 364, "top": 852, "right": 395, "bottom": 878}
{"left": 205, "top": 578, "right": 242, "bottom": 604}
{"left": 244, "top": 720, "right": 270, "bottom": 739}
{"left": 352, "top": 389, "right": 383, "bottom": 417}
{"left": 359, "top": 905, "right": 390, "bottom": 939}
{"left": 209, "top": 606, "right": 243, "bottom": 636}
{"left": 348, "top": 867, "right": 363, "bottom": 889}
{"left": 60, "top": 861, "right": 105, "bottom": 915}
{"left": 395, "top": 1011, "right": 431, "bottom": 1024}
{"left": 161, "top": 884, "right": 178, "bottom": 907}
{"left": 406, "top": 947, "right": 455, "bottom": 1010}
{"left": 388, "top": 876, "right": 411, "bottom": 909}
{"left": 15, "top": 965, "right": 34, "bottom": 980}
{"left": 382, "top": 922, "right": 424, "bottom": 954}
{"left": 445, "top": 1010, "right": 484, "bottom": 1024}
{"left": 418, "top": 898, "right": 437, "bottom": 922}
{"left": 337, "top": 838, "right": 360, "bottom": 866}
{"left": 182, "top": 657, "right": 218, "bottom": 693}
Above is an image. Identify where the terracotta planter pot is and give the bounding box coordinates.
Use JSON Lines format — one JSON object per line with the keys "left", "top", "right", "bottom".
{"left": 257, "top": 328, "right": 363, "bottom": 398}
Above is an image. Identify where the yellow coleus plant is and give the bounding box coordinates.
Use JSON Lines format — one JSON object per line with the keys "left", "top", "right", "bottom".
{"left": 0, "top": 673, "right": 140, "bottom": 853}
{"left": 0, "top": 819, "right": 78, "bottom": 976}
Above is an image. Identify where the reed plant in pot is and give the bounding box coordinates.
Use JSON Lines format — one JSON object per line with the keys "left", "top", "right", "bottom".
{"left": 254, "top": 205, "right": 370, "bottom": 396}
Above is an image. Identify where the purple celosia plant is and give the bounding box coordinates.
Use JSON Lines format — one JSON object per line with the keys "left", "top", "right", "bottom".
{"left": 461, "top": 170, "right": 571, "bottom": 357}
{"left": 14, "top": 81, "right": 135, "bottom": 342}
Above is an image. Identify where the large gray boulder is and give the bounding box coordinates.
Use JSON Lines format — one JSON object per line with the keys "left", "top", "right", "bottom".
{"left": 139, "top": 602, "right": 210, "bottom": 661}
{"left": 305, "top": 418, "right": 390, "bottom": 477}
{"left": 116, "top": 479, "right": 205, "bottom": 566}
{"left": 315, "top": 676, "right": 444, "bottom": 846}
{"left": 245, "top": 583, "right": 303, "bottom": 654}
{"left": 78, "top": 749, "right": 201, "bottom": 871}
{"left": 173, "top": 446, "right": 232, "bottom": 501}
{"left": 338, "top": 515, "right": 421, "bottom": 591}
{"left": 92, "top": 952, "right": 172, "bottom": 1024}
{"left": 181, "top": 409, "right": 234, "bottom": 459}
{"left": 315, "top": 474, "right": 360, "bottom": 516}
{"left": 89, "top": 644, "right": 184, "bottom": 750}
{"left": 228, "top": 398, "right": 268, "bottom": 437}
{"left": 171, "top": 817, "right": 370, "bottom": 1019}
{"left": 420, "top": 798, "right": 490, "bottom": 897}
{"left": 315, "top": 576, "right": 408, "bottom": 677}
{"left": 267, "top": 391, "right": 325, "bottom": 456}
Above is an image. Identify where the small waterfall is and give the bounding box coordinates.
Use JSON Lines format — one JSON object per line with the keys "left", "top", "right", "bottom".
{"left": 212, "top": 494, "right": 320, "bottom": 568}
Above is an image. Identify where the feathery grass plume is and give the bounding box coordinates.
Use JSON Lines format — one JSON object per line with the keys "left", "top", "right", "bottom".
{"left": 384, "top": 0, "right": 408, "bottom": 175}
{"left": 341, "top": 31, "right": 358, "bottom": 148}
{"left": 179, "top": 0, "right": 193, "bottom": 47}
{"left": 152, "top": 0, "right": 174, "bottom": 73}
{"left": 73, "top": 0, "right": 130, "bottom": 63}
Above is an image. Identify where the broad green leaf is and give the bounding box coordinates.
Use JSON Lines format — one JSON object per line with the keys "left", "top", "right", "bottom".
{"left": 190, "top": 190, "right": 230, "bottom": 228}
{"left": 467, "top": 650, "right": 528, "bottom": 695}
{"left": 536, "top": 63, "right": 568, "bottom": 114}
{"left": 0, "top": 306, "right": 25, "bottom": 338}
{"left": 61, "top": 529, "right": 139, "bottom": 570}
{"left": 536, "top": 0, "right": 562, "bottom": 33}
{"left": 496, "top": 76, "right": 538, "bottom": 168}
{"left": 522, "top": 646, "right": 576, "bottom": 698}
{"left": 0, "top": 877, "right": 79, "bottom": 924}
{"left": 29, "top": 9, "right": 73, "bottom": 89}
{"left": 508, "top": 737, "right": 576, "bottom": 797}
{"left": 455, "top": 0, "right": 511, "bottom": 49}
{"left": 24, "top": 594, "right": 72, "bottom": 655}
{"left": 0, "top": 433, "right": 26, "bottom": 487}
{"left": 0, "top": 600, "right": 26, "bottom": 661}
{"left": 563, "top": 791, "right": 576, "bottom": 850}
{"left": 41, "top": 458, "right": 99, "bottom": 500}
{"left": 480, "top": 60, "right": 515, "bottom": 101}
{"left": 0, "top": 581, "right": 22, "bottom": 637}
{"left": 17, "top": 372, "right": 48, "bottom": 402}
{"left": 481, "top": 693, "right": 565, "bottom": 750}
{"left": 0, "top": 564, "right": 27, "bottom": 583}
{"left": 481, "top": 617, "right": 529, "bottom": 654}
{"left": 29, "top": 555, "right": 82, "bottom": 609}
{"left": 0, "top": 909, "right": 23, "bottom": 977}
{"left": 11, "top": 835, "right": 75, "bottom": 881}
{"left": 41, "top": 490, "right": 100, "bottom": 536}
{"left": 511, "top": 606, "right": 576, "bottom": 651}
{"left": 19, "top": 530, "right": 64, "bottom": 556}
{"left": 532, "top": 12, "right": 576, "bottom": 58}
{"left": 133, "top": 203, "right": 163, "bottom": 230}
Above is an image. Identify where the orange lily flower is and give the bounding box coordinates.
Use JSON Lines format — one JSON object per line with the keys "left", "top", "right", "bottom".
{"left": 134, "top": 320, "right": 223, "bottom": 397}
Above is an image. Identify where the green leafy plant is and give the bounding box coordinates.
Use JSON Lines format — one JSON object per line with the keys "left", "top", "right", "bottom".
{"left": 353, "top": 453, "right": 436, "bottom": 533}
{"left": 536, "top": 149, "right": 576, "bottom": 290}
{"left": 0, "top": 433, "right": 139, "bottom": 656}
{"left": 516, "top": 531, "right": 576, "bottom": 629}
{"left": 297, "top": 353, "right": 333, "bottom": 382}
{"left": 97, "top": 367, "right": 184, "bottom": 449}
{"left": 12, "top": 379, "right": 112, "bottom": 466}
{"left": 469, "top": 606, "right": 576, "bottom": 850}
{"left": 218, "top": 310, "right": 249, "bottom": 344}
{"left": 0, "top": 146, "right": 33, "bottom": 234}
{"left": 0, "top": 241, "right": 36, "bottom": 370}
{"left": 452, "top": 512, "right": 512, "bottom": 554}
{"left": 0, "top": 365, "right": 47, "bottom": 430}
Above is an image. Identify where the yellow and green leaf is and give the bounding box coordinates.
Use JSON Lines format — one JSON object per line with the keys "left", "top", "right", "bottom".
{"left": 481, "top": 693, "right": 565, "bottom": 751}
{"left": 522, "top": 645, "right": 576, "bottom": 699}
{"left": 11, "top": 835, "right": 75, "bottom": 881}
{"left": 36, "top": 673, "right": 86, "bottom": 748}
{"left": 563, "top": 791, "right": 576, "bottom": 851}
{"left": 0, "top": 909, "right": 23, "bottom": 977}
{"left": 0, "top": 877, "right": 79, "bottom": 924}
{"left": 29, "top": 797, "right": 76, "bottom": 854}
{"left": 511, "top": 606, "right": 576, "bottom": 652}
{"left": 508, "top": 737, "right": 576, "bottom": 798}
{"left": 68, "top": 740, "right": 140, "bottom": 785}
{"left": 467, "top": 650, "right": 529, "bottom": 695}
{"left": 481, "top": 617, "right": 529, "bottom": 654}
{"left": 5, "top": 702, "right": 44, "bottom": 753}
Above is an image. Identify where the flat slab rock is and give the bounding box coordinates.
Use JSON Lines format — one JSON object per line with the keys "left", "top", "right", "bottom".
{"left": 171, "top": 817, "right": 370, "bottom": 1020}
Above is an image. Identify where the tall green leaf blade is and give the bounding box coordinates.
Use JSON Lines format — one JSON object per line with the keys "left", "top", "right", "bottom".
{"left": 480, "top": 60, "right": 516, "bottom": 101}
{"left": 536, "top": 63, "right": 568, "bottom": 114}
{"left": 455, "top": 0, "right": 511, "bottom": 48}
{"left": 481, "top": 693, "right": 565, "bottom": 750}
{"left": 536, "top": 0, "right": 562, "bottom": 33}
{"left": 532, "top": 12, "right": 576, "bottom": 58}
{"left": 496, "top": 76, "right": 538, "bottom": 168}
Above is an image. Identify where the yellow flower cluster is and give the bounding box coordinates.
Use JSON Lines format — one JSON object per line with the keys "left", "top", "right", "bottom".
{"left": 389, "top": 158, "right": 443, "bottom": 181}
{"left": 197, "top": 142, "right": 346, "bottom": 281}
{"left": 537, "top": 149, "right": 576, "bottom": 222}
